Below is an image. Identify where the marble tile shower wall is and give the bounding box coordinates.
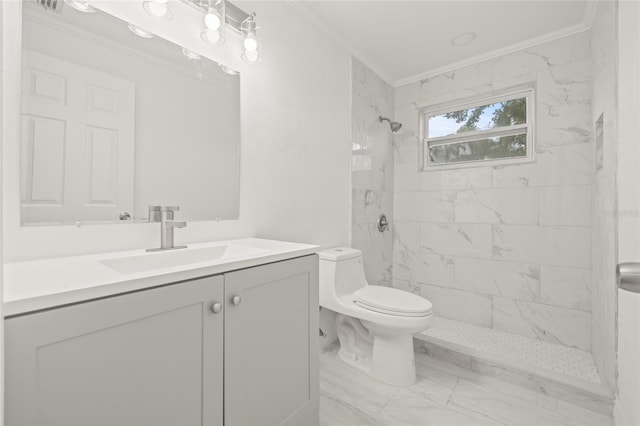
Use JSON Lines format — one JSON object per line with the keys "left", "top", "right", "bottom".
{"left": 351, "top": 58, "right": 395, "bottom": 286}
{"left": 392, "top": 32, "right": 594, "bottom": 351}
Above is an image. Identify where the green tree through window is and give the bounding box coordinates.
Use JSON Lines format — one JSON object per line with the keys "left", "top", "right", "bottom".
{"left": 429, "top": 97, "right": 528, "bottom": 164}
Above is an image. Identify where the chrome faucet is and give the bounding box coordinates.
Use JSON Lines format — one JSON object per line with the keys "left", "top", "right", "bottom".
{"left": 146, "top": 205, "right": 187, "bottom": 252}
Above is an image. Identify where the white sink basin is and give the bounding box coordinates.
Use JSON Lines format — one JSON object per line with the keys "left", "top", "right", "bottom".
{"left": 100, "top": 244, "right": 270, "bottom": 274}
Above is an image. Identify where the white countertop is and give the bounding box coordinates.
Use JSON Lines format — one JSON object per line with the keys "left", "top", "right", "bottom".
{"left": 3, "top": 238, "right": 320, "bottom": 317}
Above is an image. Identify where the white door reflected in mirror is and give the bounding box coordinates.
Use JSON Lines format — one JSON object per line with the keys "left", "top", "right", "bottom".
{"left": 21, "top": 51, "right": 135, "bottom": 224}
{"left": 20, "top": 1, "right": 241, "bottom": 226}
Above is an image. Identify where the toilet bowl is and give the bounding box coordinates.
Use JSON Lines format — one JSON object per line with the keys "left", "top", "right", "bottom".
{"left": 319, "top": 247, "right": 433, "bottom": 386}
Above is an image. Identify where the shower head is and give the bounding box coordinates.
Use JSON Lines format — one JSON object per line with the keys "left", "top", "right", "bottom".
{"left": 379, "top": 116, "right": 402, "bottom": 134}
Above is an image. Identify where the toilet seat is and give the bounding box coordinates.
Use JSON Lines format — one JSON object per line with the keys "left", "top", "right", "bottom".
{"left": 353, "top": 286, "right": 433, "bottom": 317}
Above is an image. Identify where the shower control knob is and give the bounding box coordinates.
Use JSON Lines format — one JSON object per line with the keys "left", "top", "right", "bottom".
{"left": 377, "top": 214, "right": 389, "bottom": 232}
{"left": 231, "top": 295, "right": 242, "bottom": 306}
{"left": 211, "top": 303, "right": 222, "bottom": 314}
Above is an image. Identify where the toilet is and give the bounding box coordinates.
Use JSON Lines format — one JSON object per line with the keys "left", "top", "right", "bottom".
{"left": 318, "top": 247, "right": 433, "bottom": 386}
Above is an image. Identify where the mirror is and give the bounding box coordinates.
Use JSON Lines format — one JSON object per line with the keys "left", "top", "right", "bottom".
{"left": 20, "top": 1, "right": 240, "bottom": 225}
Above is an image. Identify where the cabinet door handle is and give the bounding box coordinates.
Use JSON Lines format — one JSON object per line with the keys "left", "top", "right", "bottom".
{"left": 211, "top": 302, "right": 222, "bottom": 314}
{"left": 231, "top": 295, "right": 242, "bottom": 306}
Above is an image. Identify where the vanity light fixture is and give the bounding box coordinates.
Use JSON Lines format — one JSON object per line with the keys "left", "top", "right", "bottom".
{"left": 64, "top": 0, "right": 96, "bottom": 13}
{"left": 240, "top": 13, "right": 259, "bottom": 63}
{"left": 201, "top": 0, "right": 225, "bottom": 45}
{"left": 139, "top": 0, "right": 261, "bottom": 62}
{"left": 142, "top": 0, "right": 173, "bottom": 20}
{"left": 128, "top": 24, "right": 154, "bottom": 38}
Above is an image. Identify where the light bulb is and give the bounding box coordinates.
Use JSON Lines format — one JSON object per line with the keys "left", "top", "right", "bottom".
{"left": 243, "top": 35, "right": 257, "bottom": 52}
{"left": 201, "top": 29, "right": 222, "bottom": 44}
{"left": 128, "top": 24, "right": 154, "bottom": 38}
{"left": 240, "top": 15, "right": 258, "bottom": 63}
{"left": 148, "top": 2, "right": 167, "bottom": 16}
{"left": 219, "top": 64, "right": 238, "bottom": 75}
{"left": 64, "top": 0, "right": 96, "bottom": 13}
{"left": 142, "top": 1, "right": 173, "bottom": 19}
{"left": 242, "top": 50, "right": 259, "bottom": 63}
{"left": 204, "top": 12, "right": 221, "bottom": 30}
{"left": 181, "top": 48, "right": 201, "bottom": 61}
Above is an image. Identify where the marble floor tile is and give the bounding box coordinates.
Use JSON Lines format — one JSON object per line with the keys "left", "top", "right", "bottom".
{"left": 319, "top": 344, "right": 613, "bottom": 426}
{"left": 377, "top": 400, "right": 501, "bottom": 426}
{"left": 320, "top": 395, "right": 383, "bottom": 426}
{"left": 554, "top": 400, "right": 614, "bottom": 426}
{"left": 448, "top": 379, "right": 593, "bottom": 426}
{"left": 320, "top": 348, "right": 397, "bottom": 418}
{"left": 386, "top": 366, "right": 458, "bottom": 406}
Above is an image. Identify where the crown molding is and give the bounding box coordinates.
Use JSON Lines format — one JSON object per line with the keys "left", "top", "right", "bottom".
{"left": 394, "top": 22, "right": 590, "bottom": 88}
{"left": 286, "top": 0, "right": 396, "bottom": 87}
{"left": 287, "top": 1, "right": 595, "bottom": 89}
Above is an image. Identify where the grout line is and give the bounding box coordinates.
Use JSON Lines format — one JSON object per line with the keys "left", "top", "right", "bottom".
{"left": 446, "top": 377, "right": 460, "bottom": 407}
{"left": 395, "top": 279, "right": 593, "bottom": 314}
{"left": 393, "top": 250, "right": 591, "bottom": 271}
{"left": 375, "top": 398, "right": 392, "bottom": 419}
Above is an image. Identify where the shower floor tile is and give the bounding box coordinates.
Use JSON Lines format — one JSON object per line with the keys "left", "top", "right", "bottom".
{"left": 419, "top": 316, "right": 601, "bottom": 384}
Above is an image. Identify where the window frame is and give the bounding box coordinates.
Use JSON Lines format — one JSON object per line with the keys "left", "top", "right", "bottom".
{"left": 420, "top": 87, "right": 536, "bottom": 171}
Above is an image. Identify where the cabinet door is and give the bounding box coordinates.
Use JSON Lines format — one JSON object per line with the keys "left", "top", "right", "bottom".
{"left": 224, "top": 255, "right": 319, "bottom": 426}
{"left": 5, "top": 276, "right": 224, "bottom": 426}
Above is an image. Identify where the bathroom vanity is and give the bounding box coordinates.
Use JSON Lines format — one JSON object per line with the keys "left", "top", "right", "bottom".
{"left": 3, "top": 239, "right": 319, "bottom": 426}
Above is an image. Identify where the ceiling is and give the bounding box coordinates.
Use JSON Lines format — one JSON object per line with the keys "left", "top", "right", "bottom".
{"left": 292, "top": 1, "right": 592, "bottom": 87}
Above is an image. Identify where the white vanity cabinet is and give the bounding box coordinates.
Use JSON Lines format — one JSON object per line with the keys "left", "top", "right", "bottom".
{"left": 5, "top": 255, "right": 319, "bottom": 426}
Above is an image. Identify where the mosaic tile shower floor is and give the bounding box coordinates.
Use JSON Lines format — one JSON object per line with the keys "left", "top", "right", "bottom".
{"left": 419, "top": 316, "right": 601, "bottom": 384}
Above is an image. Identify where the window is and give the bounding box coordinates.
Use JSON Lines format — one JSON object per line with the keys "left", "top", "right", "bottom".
{"left": 421, "top": 88, "right": 534, "bottom": 170}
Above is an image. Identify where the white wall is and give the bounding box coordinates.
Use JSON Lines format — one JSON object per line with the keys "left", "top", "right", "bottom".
{"left": 590, "top": 0, "right": 618, "bottom": 392}
{"left": 0, "top": 0, "right": 5, "bottom": 421}
{"left": 614, "top": 1, "right": 640, "bottom": 424}
{"left": 234, "top": 1, "right": 351, "bottom": 247}
{"left": 393, "top": 32, "right": 594, "bottom": 351}
{"left": 2, "top": 1, "right": 352, "bottom": 262}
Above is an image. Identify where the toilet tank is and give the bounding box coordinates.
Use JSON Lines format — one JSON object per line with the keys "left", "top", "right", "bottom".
{"left": 318, "top": 248, "right": 368, "bottom": 309}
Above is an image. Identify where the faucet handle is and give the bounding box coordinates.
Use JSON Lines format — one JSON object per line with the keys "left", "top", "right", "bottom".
{"left": 148, "top": 205, "right": 162, "bottom": 222}
{"left": 165, "top": 220, "right": 186, "bottom": 229}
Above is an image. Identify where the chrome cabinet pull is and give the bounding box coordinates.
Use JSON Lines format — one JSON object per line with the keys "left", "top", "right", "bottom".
{"left": 211, "top": 303, "right": 222, "bottom": 314}
{"left": 231, "top": 295, "right": 242, "bottom": 306}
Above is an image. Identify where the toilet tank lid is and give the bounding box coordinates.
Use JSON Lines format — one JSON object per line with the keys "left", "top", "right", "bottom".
{"left": 317, "top": 247, "right": 362, "bottom": 261}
